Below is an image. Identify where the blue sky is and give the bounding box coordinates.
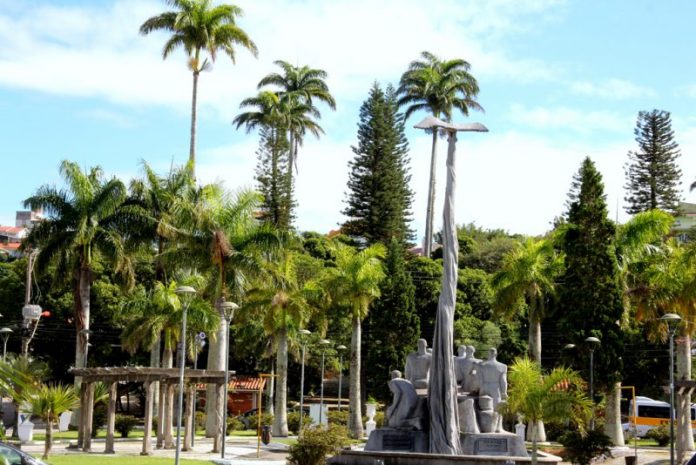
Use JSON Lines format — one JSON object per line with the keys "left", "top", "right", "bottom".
{"left": 2, "top": 0, "right": 696, "bottom": 241}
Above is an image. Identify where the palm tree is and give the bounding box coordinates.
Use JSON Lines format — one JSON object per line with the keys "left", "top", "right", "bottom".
{"left": 25, "top": 384, "right": 79, "bottom": 459}
{"left": 397, "top": 51, "right": 482, "bottom": 257}
{"left": 4, "top": 355, "right": 48, "bottom": 439}
{"left": 504, "top": 358, "right": 591, "bottom": 465}
{"left": 243, "top": 249, "right": 324, "bottom": 436}
{"left": 492, "top": 237, "right": 561, "bottom": 364}
{"left": 166, "top": 187, "right": 280, "bottom": 441}
{"left": 257, "top": 60, "right": 336, "bottom": 175}
{"left": 23, "top": 161, "right": 131, "bottom": 373}
{"left": 325, "top": 243, "right": 386, "bottom": 438}
{"left": 140, "top": 0, "right": 258, "bottom": 174}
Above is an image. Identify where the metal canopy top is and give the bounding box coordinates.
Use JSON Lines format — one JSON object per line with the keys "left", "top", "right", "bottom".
{"left": 413, "top": 116, "right": 488, "bottom": 132}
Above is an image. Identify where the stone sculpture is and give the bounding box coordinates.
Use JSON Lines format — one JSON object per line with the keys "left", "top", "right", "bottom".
{"left": 476, "top": 348, "right": 508, "bottom": 433}
{"left": 387, "top": 370, "right": 425, "bottom": 430}
{"left": 405, "top": 339, "right": 432, "bottom": 389}
{"left": 455, "top": 345, "right": 481, "bottom": 394}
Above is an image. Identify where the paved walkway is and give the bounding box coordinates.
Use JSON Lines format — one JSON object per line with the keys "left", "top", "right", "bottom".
{"left": 18, "top": 436, "right": 289, "bottom": 463}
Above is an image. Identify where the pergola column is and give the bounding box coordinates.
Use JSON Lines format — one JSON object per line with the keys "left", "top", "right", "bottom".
{"left": 82, "top": 382, "right": 95, "bottom": 452}
{"left": 156, "top": 381, "right": 166, "bottom": 449}
{"left": 213, "top": 382, "right": 224, "bottom": 453}
{"left": 183, "top": 383, "right": 195, "bottom": 451}
{"left": 77, "top": 385, "right": 86, "bottom": 449}
{"left": 142, "top": 381, "right": 154, "bottom": 456}
{"left": 164, "top": 382, "right": 175, "bottom": 448}
{"left": 104, "top": 381, "right": 117, "bottom": 453}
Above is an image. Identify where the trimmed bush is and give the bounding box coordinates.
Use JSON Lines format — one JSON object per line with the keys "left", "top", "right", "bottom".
{"left": 115, "top": 415, "right": 138, "bottom": 438}
{"left": 559, "top": 429, "right": 613, "bottom": 465}
{"left": 195, "top": 411, "right": 205, "bottom": 430}
{"left": 287, "top": 424, "right": 351, "bottom": 465}
{"left": 227, "top": 416, "right": 245, "bottom": 433}
{"left": 327, "top": 410, "right": 349, "bottom": 427}
{"left": 248, "top": 412, "right": 273, "bottom": 430}
{"left": 646, "top": 425, "right": 670, "bottom": 447}
{"left": 287, "top": 411, "right": 314, "bottom": 434}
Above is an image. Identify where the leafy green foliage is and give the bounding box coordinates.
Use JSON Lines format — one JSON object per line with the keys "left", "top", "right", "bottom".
{"left": 342, "top": 83, "right": 414, "bottom": 245}
{"left": 255, "top": 125, "right": 294, "bottom": 229}
{"left": 287, "top": 411, "right": 313, "bottom": 434}
{"left": 559, "top": 429, "right": 613, "bottom": 465}
{"left": 624, "top": 110, "right": 682, "bottom": 215}
{"left": 115, "top": 415, "right": 138, "bottom": 438}
{"left": 287, "top": 424, "right": 351, "bottom": 465}
{"left": 645, "top": 425, "right": 670, "bottom": 446}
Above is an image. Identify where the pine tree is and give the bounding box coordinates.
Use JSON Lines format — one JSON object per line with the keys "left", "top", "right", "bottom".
{"left": 624, "top": 109, "right": 682, "bottom": 215}
{"left": 255, "top": 126, "right": 295, "bottom": 229}
{"left": 342, "top": 83, "right": 414, "bottom": 245}
{"left": 363, "top": 238, "right": 420, "bottom": 401}
{"left": 558, "top": 157, "right": 624, "bottom": 391}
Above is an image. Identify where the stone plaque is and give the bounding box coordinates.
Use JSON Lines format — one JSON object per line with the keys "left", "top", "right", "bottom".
{"left": 383, "top": 433, "right": 413, "bottom": 451}
{"left": 474, "top": 437, "right": 508, "bottom": 455}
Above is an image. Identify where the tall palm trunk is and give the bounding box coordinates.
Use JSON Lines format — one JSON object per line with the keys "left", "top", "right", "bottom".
{"left": 205, "top": 301, "right": 226, "bottom": 438}
{"left": 150, "top": 335, "right": 161, "bottom": 422}
{"left": 43, "top": 420, "right": 52, "bottom": 459}
{"left": 527, "top": 306, "right": 546, "bottom": 442}
{"left": 75, "top": 266, "right": 91, "bottom": 371}
{"left": 605, "top": 382, "right": 624, "bottom": 446}
{"left": 272, "top": 325, "right": 289, "bottom": 436}
{"left": 349, "top": 314, "right": 363, "bottom": 438}
{"left": 677, "top": 335, "right": 694, "bottom": 462}
{"left": 189, "top": 69, "right": 200, "bottom": 176}
{"left": 423, "top": 129, "right": 438, "bottom": 257}
{"left": 162, "top": 346, "right": 174, "bottom": 448}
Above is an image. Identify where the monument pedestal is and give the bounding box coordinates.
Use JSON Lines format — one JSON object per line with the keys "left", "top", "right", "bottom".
{"left": 365, "top": 428, "right": 429, "bottom": 453}
{"left": 460, "top": 432, "right": 527, "bottom": 457}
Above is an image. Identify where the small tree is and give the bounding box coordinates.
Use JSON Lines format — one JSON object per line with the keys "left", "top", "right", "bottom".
{"left": 504, "top": 358, "right": 591, "bottom": 465}
{"left": 26, "top": 384, "right": 79, "bottom": 459}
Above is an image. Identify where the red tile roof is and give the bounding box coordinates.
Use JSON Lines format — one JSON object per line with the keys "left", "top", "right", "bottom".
{"left": 0, "top": 243, "right": 20, "bottom": 250}
{"left": 0, "top": 226, "right": 24, "bottom": 234}
{"left": 229, "top": 376, "right": 267, "bottom": 391}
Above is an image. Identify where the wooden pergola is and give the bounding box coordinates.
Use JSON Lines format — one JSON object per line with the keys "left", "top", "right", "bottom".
{"left": 70, "top": 367, "right": 232, "bottom": 455}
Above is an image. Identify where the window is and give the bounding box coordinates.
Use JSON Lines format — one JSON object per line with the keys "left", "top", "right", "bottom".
{"left": 0, "top": 445, "right": 23, "bottom": 465}
{"left": 638, "top": 405, "right": 670, "bottom": 419}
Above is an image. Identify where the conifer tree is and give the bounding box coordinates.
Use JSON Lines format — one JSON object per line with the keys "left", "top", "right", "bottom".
{"left": 343, "top": 83, "right": 414, "bottom": 245}
{"left": 558, "top": 157, "right": 624, "bottom": 391}
{"left": 255, "top": 126, "right": 295, "bottom": 229}
{"left": 624, "top": 109, "right": 682, "bottom": 215}
{"left": 363, "top": 238, "right": 420, "bottom": 401}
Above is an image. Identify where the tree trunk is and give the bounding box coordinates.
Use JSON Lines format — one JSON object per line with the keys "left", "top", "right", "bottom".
{"left": 348, "top": 315, "right": 363, "bottom": 438}
{"left": 272, "top": 328, "right": 289, "bottom": 436}
{"left": 530, "top": 420, "right": 538, "bottom": 465}
{"left": 605, "top": 382, "right": 625, "bottom": 446}
{"left": 43, "top": 421, "right": 52, "bottom": 460}
{"left": 76, "top": 266, "right": 91, "bottom": 371}
{"left": 423, "top": 129, "right": 438, "bottom": 257}
{"left": 205, "top": 306, "right": 226, "bottom": 437}
{"left": 527, "top": 310, "right": 546, "bottom": 442}
{"left": 189, "top": 70, "right": 199, "bottom": 176}
{"left": 677, "top": 334, "right": 694, "bottom": 462}
{"left": 162, "top": 348, "right": 174, "bottom": 448}
{"left": 150, "top": 335, "right": 160, "bottom": 423}
{"left": 267, "top": 366, "right": 275, "bottom": 416}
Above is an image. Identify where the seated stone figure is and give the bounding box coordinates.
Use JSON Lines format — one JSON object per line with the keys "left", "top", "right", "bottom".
{"left": 476, "top": 348, "right": 508, "bottom": 433}
{"left": 460, "top": 345, "right": 481, "bottom": 394}
{"left": 387, "top": 370, "right": 424, "bottom": 430}
{"left": 404, "top": 339, "right": 431, "bottom": 389}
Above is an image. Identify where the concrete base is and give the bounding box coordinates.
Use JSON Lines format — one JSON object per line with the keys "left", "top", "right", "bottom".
{"left": 329, "top": 449, "right": 561, "bottom": 465}
{"left": 461, "top": 432, "right": 527, "bottom": 457}
{"left": 365, "top": 428, "right": 429, "bottom": 453}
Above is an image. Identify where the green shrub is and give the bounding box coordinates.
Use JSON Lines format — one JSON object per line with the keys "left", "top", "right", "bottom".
{"left": 559, "top": 430, "right": 613, "bottom": 465}
{"left": 287, "top": 411, "right": 314, "bottom": 434}
{"left": 91, "top": 406, "right": 107, "bottom": 438}
{"left": 248, "top": 412, "right": 273, "bottom": 430}
{"left": 195, "top": 411, "right": 205, "bottom": 430}
{"left": 226, "top": 416, "right": 245, "bottom": 433}
{"left": 327, "top": 410, "right": 349, "bottom": 427}
{"left": 646, "top": 425, "right": 670, "bottom": 447}
{"left": 288, "top": 424, "right": 351, "bottom": 465}
{"left": 152, "top": 417, "right": 158, "bottom": 434}
{"left": 115, "top": 415, "right": 138, "bottom": 438}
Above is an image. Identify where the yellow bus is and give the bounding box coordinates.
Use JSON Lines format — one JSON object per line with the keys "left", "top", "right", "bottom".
{"left": 623, "top": 396, "right": 696, "bottom": 437}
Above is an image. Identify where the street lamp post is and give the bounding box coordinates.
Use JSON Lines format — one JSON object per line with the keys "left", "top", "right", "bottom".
{"left": 336, "top": 345, "right": 347, "bottom": 411}
{"left": 318, "top": 339, "right": 331, "bottom": 426}
{"left": 585, "top": 336, "right": 600, "bottom": 430}
{"left": 219, "top": 301, "right": 238, "bottom": 459}
{"left": 174, "top": 286, "right": 196, "bottom": 465}
{"left": 191, "top": 332, "right": 206, "bottom": 447}
{"left": 298, "top": 329, "right": 311, "bottom": 432}
{"left": 0, "top": 328, "right": 13, "bottom": 362}
{"left": 662, "top": 313, "right": 681, "bottom": 465}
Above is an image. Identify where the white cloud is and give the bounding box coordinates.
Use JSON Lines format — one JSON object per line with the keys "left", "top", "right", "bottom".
{"left": 570, "top": 78, "right": 656, "bottom": 100}
{"left": 508, "top": 104, "right": 632, "bottom": 134}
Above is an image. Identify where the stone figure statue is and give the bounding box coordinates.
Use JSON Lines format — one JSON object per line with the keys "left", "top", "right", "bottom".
{"left": 454, "top": 345, "right": 467, "bottom": 385}
{"left": 460, "top": 345, "right": 481, "bottom": 394}
{"left": 476, "top": 348, "right": 508, "bottom": 433}
{"left": 405, "top": 339, "right": 431, "bottom": 389}
{"left": 387, "top": 370, "right": 424, "bottom": 430}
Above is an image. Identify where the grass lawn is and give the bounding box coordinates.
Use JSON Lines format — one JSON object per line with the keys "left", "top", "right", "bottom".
{"left": 45, "top": 457, "right": 207, "bottom": 465}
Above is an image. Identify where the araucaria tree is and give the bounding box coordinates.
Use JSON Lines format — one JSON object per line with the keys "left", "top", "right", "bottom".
{"left": 255, "top": 126, "right": 294, "bottom": 228}
{"left": 624, "top": 109, "right": 682, "bottom": 215}
{"left": 397, "top": 51, "right": 482, "bottom": 256}
{"left": 140, "top": 0, "right": 258, "bottom": 174}
{"left": 343, "top": 83, "right": 414, "bottom": 245}
{"left": 557, "top": 157, "right": 625, "bottom": 432}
